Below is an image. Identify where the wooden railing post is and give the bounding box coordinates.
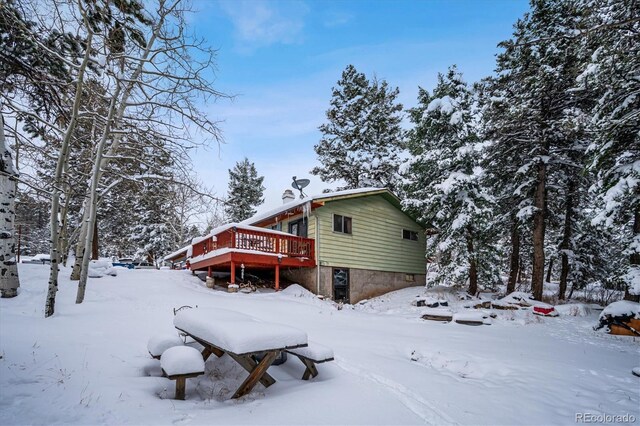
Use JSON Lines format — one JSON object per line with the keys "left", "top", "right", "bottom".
{"left": 275, "top": 237, "right": 280, "bottom": 254}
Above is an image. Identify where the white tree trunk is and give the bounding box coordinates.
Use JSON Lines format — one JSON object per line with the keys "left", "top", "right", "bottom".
{"left": 70, "top": 202, "right": 89, "bottom": 280}
{"left": 45, "top": 31, "right": 93, "bottom": 316}
{"left": 0, "top": 112, "right": 20, "bottom": 298}
{"left": 76, "top": 20, "right": 163, "bottom": 303}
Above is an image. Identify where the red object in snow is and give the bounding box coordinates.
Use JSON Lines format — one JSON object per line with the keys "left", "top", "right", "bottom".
{"left": 533, "top": 306, "right": 557, "bottom": 316}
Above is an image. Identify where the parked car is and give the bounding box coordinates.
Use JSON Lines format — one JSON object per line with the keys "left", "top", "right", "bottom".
{"left": 112, "top": 257, "right": 135, "bottom": 269}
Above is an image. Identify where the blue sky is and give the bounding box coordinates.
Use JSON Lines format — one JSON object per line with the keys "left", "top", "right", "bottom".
{"left": 188, "top": 0, "right": 530, "bottom": 211}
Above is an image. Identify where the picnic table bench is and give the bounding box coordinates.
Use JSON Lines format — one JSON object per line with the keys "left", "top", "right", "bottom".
{"left": 286, "top": 342, "right": 334, "bottom": 380}
{"left": 173, "top": 308, "right": 308, "bottom": 399}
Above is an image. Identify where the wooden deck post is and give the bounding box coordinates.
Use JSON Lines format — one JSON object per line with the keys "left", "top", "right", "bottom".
{"left": 230, "top": 261, "right": 236, "bottom": 284}
{"left": 275, "top": 264, "right": 280, "bottom": 291}
{"left": 207, "top": 266, "right": 211, "bottom": 277}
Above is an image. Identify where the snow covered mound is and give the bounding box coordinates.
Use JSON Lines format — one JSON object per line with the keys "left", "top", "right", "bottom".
{"left": 492, "top": 292, "right": 553, "bottom": 310}
{"left": 424, "top": 286, "right": 463, "bottom": 304}
{"left": 281, "top": 284, "right": 316, "bottom": 299}
{"left": 554, "top": 304, "right": 591, "bottom": 317}
{"left": 498, "top": 291, "right": 535, "bottom": 306}
{"left": 88, "top": 259, "right": 117, "bottom": 278}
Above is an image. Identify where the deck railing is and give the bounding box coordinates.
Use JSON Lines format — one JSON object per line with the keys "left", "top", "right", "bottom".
{"left": 192, "top": 227, "right": 314, "bottom": 260}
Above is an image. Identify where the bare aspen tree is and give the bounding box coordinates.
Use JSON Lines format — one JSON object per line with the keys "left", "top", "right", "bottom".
{"left": 0, "top": 112, "right": 20, "bottom": 298}
{"left": 75, "top": 0, "right": 227, "bottom": 303}
{"left": 45, "top": 25, "right": 94, "bottom": 316}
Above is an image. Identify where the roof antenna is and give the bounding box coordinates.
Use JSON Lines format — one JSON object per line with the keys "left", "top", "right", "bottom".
{"left": 292, "top": 176, "right": 310, "bottom": 199}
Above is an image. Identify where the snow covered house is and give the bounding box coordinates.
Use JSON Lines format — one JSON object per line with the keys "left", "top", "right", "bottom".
{"left": 183, "top": 188, "right": 426, "bottom": 303}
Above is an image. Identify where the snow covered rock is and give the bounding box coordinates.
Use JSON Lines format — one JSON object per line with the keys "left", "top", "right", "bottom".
{"left": 453, "top": 311, "right": 490, "bottom": 325}
{"left": 147, "top": 334, "right": 184, "bottom": 359}
{"left": 498, "top": 291, "right": 536, "bottom": 306}
{"left": 160, "top": 346, "right": 205, "bottom": 377}
{"left": 422, "top": 308, "right": 453, "bottom": 322}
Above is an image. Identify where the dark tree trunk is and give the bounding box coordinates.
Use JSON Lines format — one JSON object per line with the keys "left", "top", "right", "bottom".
{"left": 517, "top": 262, "right": 523, "bottom": 283}
{"left": 507, "top": 217, "right": 520, "bottom": 294}
{"left": 91, "top": 219, "right": 99, "bottom": 260}
{"left": 466, "top": 227, "right": 478, "bottom": 296}
{"left": 624, "top": 207, "right": 640, "bottom": 302}
{"left": 558, "top": 180, "right": 575, "bottom": 300}
{"left": 545, "top": 258, "right": 554, "bottom": 283}
{"left": 531, "top": 161, "right": 547, "bottom": 301}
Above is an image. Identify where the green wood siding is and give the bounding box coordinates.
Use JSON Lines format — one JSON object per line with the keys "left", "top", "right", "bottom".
{"left": 315, "top": 195, "right": 426, "bottom": 274}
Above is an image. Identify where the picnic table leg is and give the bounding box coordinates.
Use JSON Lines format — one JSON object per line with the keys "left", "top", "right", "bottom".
{"left": 201, "top": 345, "right": 224, "bottom": 361}
{"left": 228, "top": 353, "right": 276, "bottom": 387}
{"left": 232, "top": 351, "right": 278, "bottom": 399}
{"left": 296, "top": 355, "right": 319, "bottom": 380}
{"left": 175, "top": 377, "right": 186, "bottom": 400}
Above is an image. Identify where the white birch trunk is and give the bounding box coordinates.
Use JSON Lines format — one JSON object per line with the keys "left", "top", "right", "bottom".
{"left": 0, "top": 112, "right": 20, "bottom": 298}
{"left": 45, "top": 31, "right": 93, "bottom": 317}
{"left": 70, "top": 199, "right": 89, "bottom": 280}
{"left": 76, "top": 20, "right": 164, "bottom": 303}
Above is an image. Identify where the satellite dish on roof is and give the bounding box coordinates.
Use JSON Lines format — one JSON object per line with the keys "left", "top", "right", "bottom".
{"left": 292, "top": 176, "right": 310, "bottom": 199}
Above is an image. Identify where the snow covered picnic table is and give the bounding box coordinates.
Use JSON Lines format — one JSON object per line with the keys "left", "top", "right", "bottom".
{"left": 173, "top": 308, "right": 309, "bottom": 399}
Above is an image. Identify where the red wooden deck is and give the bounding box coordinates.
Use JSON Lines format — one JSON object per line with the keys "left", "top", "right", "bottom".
{"left": 189, "top": 226, "right": 315, "bottom": 289}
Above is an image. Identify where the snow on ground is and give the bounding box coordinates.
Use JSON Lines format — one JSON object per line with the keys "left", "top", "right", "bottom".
{"left": 1, "top": 264, "right": 639, "bottom": 425}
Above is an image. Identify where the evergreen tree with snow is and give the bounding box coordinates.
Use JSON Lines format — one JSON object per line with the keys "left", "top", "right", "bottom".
{"left": 312, "top": 65, "right": 404, "bottom": 192}
{"left": 404, "top": 66, "right": 500, "bottom": 295}
{"left": 225, "top": 158, "right": 265, "bottom": 222}
{"left": 576, "top": 0, "right": 640, "bottom": 300}
{"left": 482, "top": 0, "right": 592, "bottom": 300}
{"left": 129, "top": 145, "right": 178, "bottom": 266}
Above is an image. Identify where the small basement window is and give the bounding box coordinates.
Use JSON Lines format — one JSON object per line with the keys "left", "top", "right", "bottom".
{"left": 333, "top": 214, "right": 352, "bottom": 234}
{"left": 405, "top": 274, "right": 415, "bottom": 282}
{"left": 403, "top": 230, "right": 419, "bottom": 241}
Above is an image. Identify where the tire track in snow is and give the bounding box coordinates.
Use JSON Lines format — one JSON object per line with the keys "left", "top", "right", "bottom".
{"left": 334, "top": 358, "right": 458, "bottom": 425}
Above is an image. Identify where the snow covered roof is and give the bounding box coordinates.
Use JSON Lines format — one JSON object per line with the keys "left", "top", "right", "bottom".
{"left": 204, "top": 222, "right": 297, "bottom": 239}
{"left": 241, "top": 187, "right": 395, "bottom": 226}
{"left": 163, "top": 245, "right": 191, "bottom": 261}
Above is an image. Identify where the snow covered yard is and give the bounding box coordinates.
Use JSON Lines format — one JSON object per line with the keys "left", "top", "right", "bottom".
{"left": 1, "top": 265, "right": 638, "bottom": 425}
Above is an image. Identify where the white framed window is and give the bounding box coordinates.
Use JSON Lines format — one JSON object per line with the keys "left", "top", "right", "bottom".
{"left": 403, "top": 229, "right": 418, "bottom": 241}
{"left": 333, "top": 214, "right": 352, "bottom": 234}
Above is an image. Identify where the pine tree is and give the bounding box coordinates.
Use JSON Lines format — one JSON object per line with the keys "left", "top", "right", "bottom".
{"left": 225, "top": 158, "right": 265, "bottom": 222}
{"left": 577, "top": 0, "right": 640, "bottom": 299}
{"left": 404, "top": 66, "right": 500, "bottom": 295}
{"left": 482, "top": 0, "right": 591, "bottom": 300}
{"left": 312, "top": 65, "right": 404, "bottom": 192}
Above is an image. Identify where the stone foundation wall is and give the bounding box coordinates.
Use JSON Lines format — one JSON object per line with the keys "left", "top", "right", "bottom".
{"left": 282, "top": 266, "right": 425, "bottom": 304}
{"left": 281, "top": 268, "right": 317, "bottom": 294}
